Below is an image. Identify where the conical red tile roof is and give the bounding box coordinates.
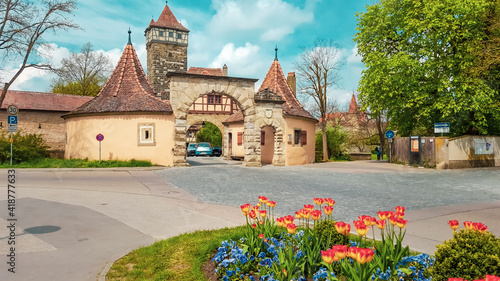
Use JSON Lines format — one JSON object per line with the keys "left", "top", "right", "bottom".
{"left": 258, "top": 59, "right": 316, "bottom": 120}
{"left": 65, "top": 39, "right": 172, "bottom": 117}
{"left": 146, "top": 3, "right": 189, "bottom": 32}
{"left": 348, "top": 94, "right": 358, "bottom": 114}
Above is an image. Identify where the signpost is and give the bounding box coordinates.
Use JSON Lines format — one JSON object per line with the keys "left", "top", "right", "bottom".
{"left": 385, "top": 130, "right": 395, "bottom": 162}
{"left": 7, "top": 105, "right": 18, "bottom": 165}
{"left": 434, "top": 122, "right": 450, "bottom": 134}
{"left": 96, "top": 134, "right": 104, "bottom": 163}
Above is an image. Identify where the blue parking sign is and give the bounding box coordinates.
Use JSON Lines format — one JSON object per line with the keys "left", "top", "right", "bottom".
{"left": 8, "top": 116, "right": 17, "bottom": 124}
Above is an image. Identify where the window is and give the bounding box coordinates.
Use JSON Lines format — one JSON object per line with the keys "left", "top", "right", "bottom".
{"left": 301, "top": 130, "right": 307, "bottom": 145}
{"left": 168, "top": 52, "right": 173, "bottom": 58}
{"left": 177, "top": 33, "right": 183, "bottom": 39}
{"left": 169, "top": 31, "right": 174, "bottom": 37}
{"left": 261, "top": 130, "right": 265, "bottom": 145}
{"left": 294, "top": 129, "right": 302, "bottom": 145}
{"left": 159, "top": 31, "right": 164, "bottom": 37}
{"left": 138, "top": 123, "right": 156, "bottom": 146}
{"left": 207, "top": 94, "right": 222, "bottom": 105}
{"left": 237, "top": 132, "right": 243, "bottom": 146}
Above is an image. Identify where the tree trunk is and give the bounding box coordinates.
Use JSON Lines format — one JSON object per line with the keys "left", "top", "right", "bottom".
{"left": 376, "top": 116, "right": 385, "bottom": 160}
{"left": 1, "top": 83, "right": 10, "bottom": 110}
{"left": 321, "top": 121, "right": 328, "bottom": 161}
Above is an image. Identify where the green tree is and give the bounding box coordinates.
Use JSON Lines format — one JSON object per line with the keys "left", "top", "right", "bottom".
{"left": 315, "top": 125, "right": 349, "bottom": 161}
{"left": 0, "top": 0, "right": 78, "bottom": 105}
{"left": 51, "top": 42, "right": 112, "bottom": 96}
{"left": 196, "top": 122, "right": 222, "bottom": 147}
{"left": 355, "top": 0, "right": 500, "bottom": 137}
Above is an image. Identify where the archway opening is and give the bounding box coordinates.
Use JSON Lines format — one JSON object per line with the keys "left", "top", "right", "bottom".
{"left": 186, "top": 121, "right": 222, "bottom": 157}
{"left": 261, "top": 126, "right": 275, "bottom": 164}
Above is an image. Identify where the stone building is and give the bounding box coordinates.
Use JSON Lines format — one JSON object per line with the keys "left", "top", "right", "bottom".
{"left": 0, "top": 90, "right": 92, "bottom": 157}
{"left": 64, "top": 2, "right": 317, "bottom": 167}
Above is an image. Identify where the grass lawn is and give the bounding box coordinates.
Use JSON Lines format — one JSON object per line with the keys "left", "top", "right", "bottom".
{"left": 371, "top": 154, "right": 387, "bottom": 160}
{"left": 106, "top": 226, "right": 246, "bottom": 281}
{"left": 0, "top": 158, "right": 154, "bottom": 168}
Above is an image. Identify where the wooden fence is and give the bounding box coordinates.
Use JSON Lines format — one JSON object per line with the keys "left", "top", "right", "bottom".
{"left": 389, "top": 137, "right": 436, "bottom": 167}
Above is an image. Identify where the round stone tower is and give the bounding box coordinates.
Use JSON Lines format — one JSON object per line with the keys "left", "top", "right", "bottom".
{"left": 145, "top": 2, "right": 189, "bottom": 99}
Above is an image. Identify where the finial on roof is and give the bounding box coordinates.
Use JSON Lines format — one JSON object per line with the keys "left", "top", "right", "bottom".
{"left": 275, "top": 45, "right": 278, "bottom": 61}
{"left": 166, "top": 0, "right": 168, "bottom": 4}
{"left": 128, "top": 28, "right": 132, "bottom": 45}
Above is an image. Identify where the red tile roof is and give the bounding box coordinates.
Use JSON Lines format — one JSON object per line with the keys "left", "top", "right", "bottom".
{"left": 222, "top": 110, "right": 244, "bottom": 124}
{"left": 146, "top": 3, "right": 189, "bottom": 32}
{"left": 187, "top": 67, "right": 224, "bottom": 76}
{"left": 0, "top": 90, "right": 93, "bottom": 112}
{"left": 258, "top": 59, "right": 316, "bottom": 121}
{"left": 65, "top": 40, "right": 172, "bottom": 117}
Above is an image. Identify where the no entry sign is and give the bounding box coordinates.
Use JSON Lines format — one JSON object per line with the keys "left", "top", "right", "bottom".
{"left": 96, "top": 133, "right": 104, "bottom": 141}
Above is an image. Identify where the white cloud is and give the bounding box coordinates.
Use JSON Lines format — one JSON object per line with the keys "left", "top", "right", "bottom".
{"left": 347, "top": 45, "right": 362, "bottom": 64}
{"left": 210, "top": 42, "right": 262, "bottom": 75}
{"left": 208, "top": 0, "right": 314, "bottom": 41}
{"left": 0, "top": 43, "right": 146, "bottom": 92}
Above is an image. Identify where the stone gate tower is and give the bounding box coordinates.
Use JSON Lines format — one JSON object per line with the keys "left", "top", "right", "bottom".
{"left": 145, "top": 2, "right": 189, "bottom": 99}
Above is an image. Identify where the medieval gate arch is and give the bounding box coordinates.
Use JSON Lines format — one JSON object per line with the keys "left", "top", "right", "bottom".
{"left": 168, "top": 72, "right": 268, "bottom": 167}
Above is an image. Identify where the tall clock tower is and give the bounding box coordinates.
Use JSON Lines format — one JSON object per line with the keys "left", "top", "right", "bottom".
{"left": 145, "top": 2, "right": 189, "bottom": 99}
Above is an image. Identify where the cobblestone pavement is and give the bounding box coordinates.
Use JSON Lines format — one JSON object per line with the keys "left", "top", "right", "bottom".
{"left": 157, "top": 158, "right": 500, "bottom": 223}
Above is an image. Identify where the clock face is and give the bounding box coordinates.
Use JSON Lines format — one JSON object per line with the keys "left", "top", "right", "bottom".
{"left": 7, "top": 105, "right": 18, "bottom": 115}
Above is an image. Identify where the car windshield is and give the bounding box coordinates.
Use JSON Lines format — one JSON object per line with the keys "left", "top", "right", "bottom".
{"left": 198, "top": 143, "right": 210, "bottom": 147}
{"left": 188, "top": 144, "right": 197, "bottom": 148}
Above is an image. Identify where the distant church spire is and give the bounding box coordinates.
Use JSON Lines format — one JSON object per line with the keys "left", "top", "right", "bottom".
{"left": 275, "top": 45, "right": 278, "bottom": 61}
{"left": 127, "top": 28, "right": 132, "bottom": 45}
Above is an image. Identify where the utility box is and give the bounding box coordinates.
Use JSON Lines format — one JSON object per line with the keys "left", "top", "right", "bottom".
{"left": 409, "top": 136, "right": 422, "bottom": 166}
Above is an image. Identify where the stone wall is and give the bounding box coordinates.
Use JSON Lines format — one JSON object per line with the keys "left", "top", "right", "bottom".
{"left": 146, "top": 42, "right": 188, "bottom": 98}
{"left": 0, "top": 110, "right": 67, "bottom": 158}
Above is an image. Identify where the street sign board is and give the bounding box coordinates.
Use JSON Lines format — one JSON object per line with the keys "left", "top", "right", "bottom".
{"left": 434, "top": 122, "right": 450, "bottom": 133}
{"left": 8, "top": 115, "right": 18, "bottom": 132}
{"left": 96, "top": 133, "right": 104, "bottom": 142}
{"left": 385, "top": 130, "right": 395, "bottom": 139}
{"left": 7, "top": 105, "right": 18, "bottom": 115}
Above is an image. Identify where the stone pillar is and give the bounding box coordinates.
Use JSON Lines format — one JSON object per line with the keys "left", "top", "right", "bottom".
{"left": 273, "top": 126, "right": 285, "bottom": 166}
{"left": 243, "top": 114, "right": 261, "bottom": 167}
{"left": 173, "top": 118, "right": 189, "bottom": 167}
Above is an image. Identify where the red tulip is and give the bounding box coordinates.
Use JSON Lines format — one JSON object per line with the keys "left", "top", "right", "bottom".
{"left": 276, "top": 217, "right": 286, "bottom": 227}
{"left": 354, "top": 220, "right": 370, "bottom": 236}
{"left": 396, "top": 218, "right": 408, "bottom": 229}
{"left": 324, "top": 206, "right": 333, "bottom": 215}
{"left": 395, "top": 206, "right": 405, "bottom": 213}
{"left": 389, "top": 215, "right": 398, "bottom": 226}
{"left": 287, "top": 223, "right": 297, "bottom": 234}
{"left": 332, "top": 244, "right": 348, "bottom": 259}
{"left": 311, "top": 210, "right": 322, "bottom": 221}
{"left": 472, "top": 222, "right": 488, "bottom": 234}
{"left": 321, "top": 249, "right": 336, "bottom": 264}
{"left": 335, "top": 221, "right": 351, "bottom": 235}
{"left": 359, "top": 215, "right": 376, "bottom": 226}
{"left": 266, "top": 200, "right": 276, "bottom": 208}
{"left": 259, "top": 234, "right": 264, "bottom": 239}
{"left": 448, "top": 220, "right": 459, "bottom": 230}
{"left": 377, "top": 211, "right": 389, "bottom": 220}
{"left": 284, "top": 215, "right": 295, "bottom": 225}
{"left": 240, "top": 203, "right": 251, "bottom": 216}
{"left": 259, "top": 210, "right": 267, "bottom": 218}
{"left": 324, "top": 198, "right": 335, "bottom": 207}
{"left": 258, "top": 196, "right": 268, "bottom": 204}
{"left": 304, "top": 204, "right": 314, "bottom": 211}
{"left": 355, "top": 248, "right": 374, "bottom": 264}
{"left": 376, "top": 220, "right": 386, "bottom": 229}
{"left": 314, "top": 198, "right": 324, "bottom": 205}
{"left": 249, "top": 209, "right": 257, "bottom": 219}
{"left": 464, "top": 221, "right": 473, "bottom": 230}
{"left": 301, "top": 209, "right": 311, "bottom": 220}
{"left": 295, "top": 210, "right": 303, "bottom": 220}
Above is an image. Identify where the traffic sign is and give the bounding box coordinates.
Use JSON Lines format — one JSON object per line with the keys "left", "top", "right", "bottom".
{"left": 8, "top": 115, "right": 18, "bottom": 132}
{"left": 96, "top": 133, "right": 104, "bottom": 142}
{"left": 385, "top": 130, "right": 395, "bottom": 139}
{"left": 8, "top": 105, "right": 18, "bottom": 115}
{"left": 434, "top": 122, "right": 450, "bottom": 133}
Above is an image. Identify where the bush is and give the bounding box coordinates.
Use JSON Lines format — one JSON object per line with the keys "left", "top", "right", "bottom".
{"left": 313, "top": 220, "right": 346, "bottom": 250}
{"left": 430, "top": 229, "right": 500, "bottom": 281}
{"left": 0, "top": 132, "right": 49, "bottom": 164}
{"left": 315, "top": 125, "right": 349, "bottom": 161}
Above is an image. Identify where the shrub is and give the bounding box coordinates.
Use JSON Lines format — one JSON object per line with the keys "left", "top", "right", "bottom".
{"left": 430, "top": 229, "right": 500, "bottom": 281}
{"left": 0, "top": 132, "right": 49, "bottom": 164}
{"left": 315, "top": 125, "right": 349, "bottom": 161}
{"left": 314, "top": 220, "right": 346, "bottom": 250}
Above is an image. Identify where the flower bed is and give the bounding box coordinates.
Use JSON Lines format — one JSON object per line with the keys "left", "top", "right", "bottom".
{"left": 211, "top": 196, "right": 500, "bottom": 281}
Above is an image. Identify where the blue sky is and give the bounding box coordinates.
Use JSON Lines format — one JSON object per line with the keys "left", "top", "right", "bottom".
{"left": 3, "top": 0, "right": 374, "bottom": 108}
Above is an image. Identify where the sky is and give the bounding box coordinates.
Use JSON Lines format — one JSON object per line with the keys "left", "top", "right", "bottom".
{"left": 2, "top": 0, "right": 375, "bottom": 109}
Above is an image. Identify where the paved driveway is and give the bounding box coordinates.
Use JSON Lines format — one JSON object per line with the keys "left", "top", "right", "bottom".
{"left": 158, "top": 159, "right": 500, "bottom": 222}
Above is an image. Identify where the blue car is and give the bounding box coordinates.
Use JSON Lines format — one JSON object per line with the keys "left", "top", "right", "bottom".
{"left": 186, "top": 143, "right": 197, "bottom": 157}
{"left": 195, "top": 142, "right": 212, "bottom": 156}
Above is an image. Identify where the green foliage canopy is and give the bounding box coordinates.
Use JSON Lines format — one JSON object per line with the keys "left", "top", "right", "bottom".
{"left": 315, "top": 125, "right": 349, "bottom": 161}
{"left": 195, "top": 122, "right": 222, "bottom": 147}
{"left": 355, "top": 0, "right": 500, "bottom": 136}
